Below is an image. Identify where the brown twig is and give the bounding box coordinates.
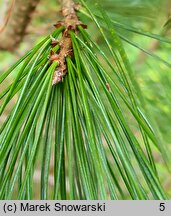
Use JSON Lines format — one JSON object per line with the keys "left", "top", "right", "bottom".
{"left": 51, "top": 0, "right": 86, "bottom": 85}
{"left": 0, "top": 0, "right": 15, "bottom": 33}
{"left": 0, "top": 0, "right": 40, "bottom": 51}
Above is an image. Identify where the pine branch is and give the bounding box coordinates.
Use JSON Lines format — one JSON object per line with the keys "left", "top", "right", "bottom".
{"left": 0, "top": 0, "right": 40, "bottom": 51}
{"left": 60, "top": 0, "right": 77, "bottom": 17}
{"left": 52, "top": 0, "right": 86, "bottom": 85}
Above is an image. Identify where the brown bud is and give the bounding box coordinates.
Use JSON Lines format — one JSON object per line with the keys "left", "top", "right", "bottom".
{"left": 106, "top": 83, "right": 111, "bottom": 92}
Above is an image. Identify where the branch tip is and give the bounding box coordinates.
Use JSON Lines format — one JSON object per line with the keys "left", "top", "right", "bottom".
{"left": 52, "top": 0, "right": 86, "bottom": 85}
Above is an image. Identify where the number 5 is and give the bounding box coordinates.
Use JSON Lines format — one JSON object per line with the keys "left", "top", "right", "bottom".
{"left": 159, "top": 203, "right": 165, "bottom": 211}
